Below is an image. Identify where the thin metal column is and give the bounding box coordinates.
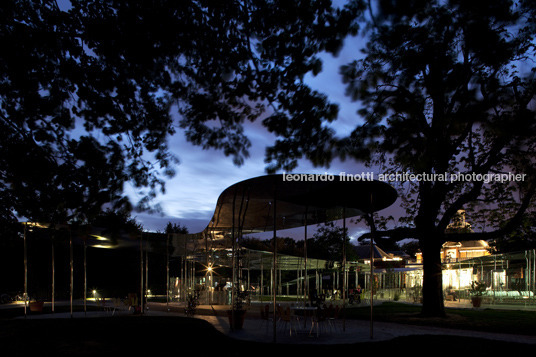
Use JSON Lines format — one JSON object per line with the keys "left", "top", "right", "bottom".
{"left": 84, "top": 236, "right": 87, "bottom": 316}
{"left": 270, "top": 265, "right": 273, "bottom": 296}
{"left": 333, "top": 272, "right": 335, "bottom": 293}
{"left": 183, "top": 235, "right": 187, "bottom": 303}
{"left": 51, "top": 231, "right": 55, "bottom": 313}
{"left": 145, "top": 238, "right": 149, "bottom": 304}
{"left": 279, "top": 265, "right": 282, "bottom": 295}
{"left": 366, "top": 202, "right": 377, "bottom": 340}
{"left": 529, "top": 251, "right": 532, "bottom": 294}
{"left": 23, "top": 222, "right": 28, "bottom": 318}
{"left": 70, "top": 228, "right": 73, "bottom": 318}
{"left": 533, "top": 249, "right": 536, "bottom": 299}
{"left": 202, "top": 231, "right": 207, "bottom": 305}
{"left": 231, "top": 189, "right": 237, "bottom": 329}
{"left": 166, "top": 233, "right": 170, "bottom": 311}
{"left": 140, "top": 233, "right": 144, "bottom": 314}
{"left": 246, "top": 249, "right": 251, "bottom": 297}
{"left": 272, "top": 186, "right": 278, "bottom": 343}
{"left": 304, "top": 205, "right": 308, "bottom": 305}
{"left": 369, "top": 217, "right": 374, "bottom": 340}
{"left": 342, "top": 206, "right": 347, "bottom": 332}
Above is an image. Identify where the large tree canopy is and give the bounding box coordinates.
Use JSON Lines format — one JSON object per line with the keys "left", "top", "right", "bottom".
{"left": 265, "top": 0, "right": 536, "bottom": 316}
{"left": 0, "top": 0, "right": 360, "bottom": 225}
{"left": 341, "top": 0, "right": 536, "bottom": 316}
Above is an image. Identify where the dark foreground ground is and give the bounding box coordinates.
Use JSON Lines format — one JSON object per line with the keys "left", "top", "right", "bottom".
{"left": 1, "top": 313, "right": 534, "bottom": 357}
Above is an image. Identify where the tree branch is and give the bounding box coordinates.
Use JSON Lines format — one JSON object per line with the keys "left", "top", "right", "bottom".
{"left": 443, "top": 182, "right": 536, "bottom": 243}
{"left": 357, "top": 226, "right": 417, "bottom": 242}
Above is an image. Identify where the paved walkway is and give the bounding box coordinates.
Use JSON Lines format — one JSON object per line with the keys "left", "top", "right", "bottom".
{"left": 10, "top": 301, "right": 536, "bottom": 345}
{"left": 147, "top": 302, "right": 536, "bottom": 345}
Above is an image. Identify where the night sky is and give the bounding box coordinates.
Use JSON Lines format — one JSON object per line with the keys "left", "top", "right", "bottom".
{"left": 128, "top": 36, "right": 395, "bottom": 239}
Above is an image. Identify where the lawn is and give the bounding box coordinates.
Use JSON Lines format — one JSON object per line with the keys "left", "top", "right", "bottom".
{"left": 345, "top": 302, "right": 536, "bottom": 335}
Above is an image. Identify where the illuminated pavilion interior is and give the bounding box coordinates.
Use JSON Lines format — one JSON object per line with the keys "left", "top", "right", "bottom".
{"left": 17, "top": 174, "right": 536, "bottom": 320}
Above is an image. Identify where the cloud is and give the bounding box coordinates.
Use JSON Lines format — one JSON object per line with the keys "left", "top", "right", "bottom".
{"left": 131, "top": 36, "right": 402, "bottom": 235}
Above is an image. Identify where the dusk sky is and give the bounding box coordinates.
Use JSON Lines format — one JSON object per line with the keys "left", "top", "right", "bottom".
{"left": 129, "top": 35, "right": 395, "bottom": 240}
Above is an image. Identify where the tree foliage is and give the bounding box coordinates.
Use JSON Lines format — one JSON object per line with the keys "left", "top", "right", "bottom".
{"left": 343, "top": 0, "right": 536, "bottom": 316}
{"left": 309, "top": 222, "right": 358, "bottom": 262}
{"left": 1, "top": 0, "right": 360, "bottom": 225}
{"left": 338, "top": 0, "right": 536, "bottom": 240}
{"left": 265, "top": 0, "right": 536, "bottom": 316}
{"left": 164, "top": 222, "right": 189, "bottom": 235}
{"left": 88, "top": 209, "right": 143, "bottom": 244}
{"left": 491, "top": 209, "right": 536, "bottom": 253}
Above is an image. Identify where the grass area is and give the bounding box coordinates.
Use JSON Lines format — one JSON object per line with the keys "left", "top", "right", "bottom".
{"left": 0, "top": 315, "right": 533, "bottom": 356}
{"left": 0, "top": 304, "right": 104, "bottom": 320}
{"left": 345, "top": 302, "right": 536, "bottom": 335}
{"left": 255, "top": 295, "right": 299, "bottom": 302}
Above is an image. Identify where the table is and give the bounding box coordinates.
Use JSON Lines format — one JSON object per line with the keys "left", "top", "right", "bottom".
{"left": 290, "top": 306, "right": 318, "bottom": 331}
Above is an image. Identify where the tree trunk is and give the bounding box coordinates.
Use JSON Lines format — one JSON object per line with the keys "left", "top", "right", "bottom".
{"left": 419, "top": 231, "right": 446, "bottom": 317}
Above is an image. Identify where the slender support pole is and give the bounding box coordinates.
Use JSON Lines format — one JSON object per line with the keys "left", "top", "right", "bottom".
{"left": 296, "top": 261, "right": 300, "bottom": 302}
{"left": 270, "top": 263, "right": 273, "bottom": 296}
{"left": 533, "top": 249, "right": 536, "bottom": 298}
{"left": 205, "top": 231, "right": 210, "bottom": 305}
{"left": 272, "top": 186, "right": 278, "bottom": 343}
{"left": 51, "top": 231, "right": 55, "bottom": 313}
{"left": 140, "top": 233, "right": 144, "bottom": 314}
{"left": 315, "top": 266, "right": 318, "bottom": 293}
{"left": 279, "top": 266, "right": 282, "bottom": 295}
{"left": 70, "top": 228, "right": 73, "bottom": 318}
{"left": 23, "top": 223, "right": 28, "bottom": 318}
{"left": 247, "top": 250, "right": 251, "bottom": 293}
{"left": 231, "top": 189, "right": 237, "bottom": 329}
{"left": 342, "top": 206, "right": 346, "bottom": 332}
{"left": 366, "top": 211, "right": 377, "bottom": 340}
{"left": 166, "top": 233, "right": 170, "bottom": 312}
{"left": 145, "top": 239, "right": 149, "bottom": 305}
{"left": 84, "top": 237, "right": 87, "bottom": 317}
{"left": 183, "top": 235, "right": 187, "bottom": 303}
{"left": 304, "top": 205, "right": 308, "bottom": 306}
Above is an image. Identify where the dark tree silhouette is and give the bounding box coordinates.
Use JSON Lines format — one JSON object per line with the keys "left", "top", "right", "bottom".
{"left": 265, "top": 0, "right": 536, "bottom": 316}
{"left": 164, "top": 222, "right": 189, "bottom": 235}
{"left": 309, "top": 223, "right": 358, "bottom": 262}
{"left": 0, "top": 0, "right": 360, "bottom": 225}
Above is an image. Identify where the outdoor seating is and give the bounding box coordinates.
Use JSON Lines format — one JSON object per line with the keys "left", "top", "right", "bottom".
{"left": 99, "top": 298, "right": 113, "bottom": 314}
{"left": 289, "top": 304, "right": 301, "bottom": 326}
{"left": 309, "top": 307, "right": 327, "bottom": 337}
{"left": 278, "top": 306, "right": 295, "bottom": 336}
{"left": 111, "top": 298, "right": 123, "bottom": 316}
{"left": 276, "top": 304, "right": 283, "bottom": 321}
{"left": 325, "top": 304, "right": 335, "bottom": 332}
{"left": 127, "top": 293, "right": 138, "bottom": 312}
{"left": 327, "top": 305, "right": 341, "bottom": 333}
{"left": 260, "top": 305, "right": 272, "bottom": 331}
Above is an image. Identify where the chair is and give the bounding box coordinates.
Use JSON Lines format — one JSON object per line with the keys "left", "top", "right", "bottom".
{"left": 100, "top": 297, "right": 112, "bottom": 314}
{"left": 328, "top": 305, "right": 341, "bottom": 333}
{"left": 260, "top": 305, "right": 272, "bottom": 331}
{"left": 325, "top": 304, "right": 335, "bottom": 332}
{"left": 276, "top": 304, "right": 283, "bottom": 321}
{"left": 111, "top": 298, "right": 122, "bottom": 316}
{"left": 127, "top": 293, "right": 138, "bottom": 313}
{"left": 279, "top": 306, "right": 295, "bottom": 336}
{"left": 309, "top": 307, "right": 326, "bottom": 337}
{"left": 302, "top": 304, "right": 314, "bottom": 327}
